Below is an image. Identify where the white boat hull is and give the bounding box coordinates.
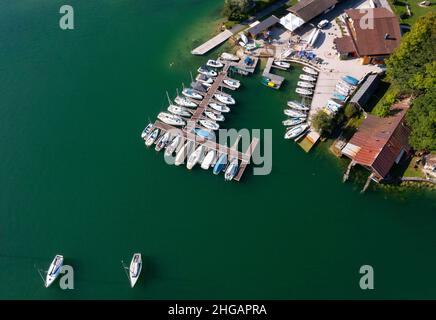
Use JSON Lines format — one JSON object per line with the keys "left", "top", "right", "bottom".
{"left": 45, "top": 255, "right": 64, "bottom": 288}
{"left": 129, "top": 253, "right": 142, "bottom": 288}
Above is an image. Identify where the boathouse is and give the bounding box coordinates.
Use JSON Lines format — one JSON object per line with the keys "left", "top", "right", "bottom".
{"left": 341, "top": 99, "right": 411, "bottom": 182}
{"left": 334, "top": 8, "right": 401, "bottom": 65}
{"left": 349, "top": 74, "right": 380, "bottom": 111}
{"left": 247, "top": 15, "right": 280, "bottom": 39}
{"left": 281, "top": 0, "right": 337, "bottom": 31}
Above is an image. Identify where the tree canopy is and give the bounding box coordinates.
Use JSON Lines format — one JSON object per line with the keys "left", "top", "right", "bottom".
{"left": 312, "top": 110, "right": 335, "bottom": 137}
{"left": 223, "top": 0, "right": 253, "bottom": 21}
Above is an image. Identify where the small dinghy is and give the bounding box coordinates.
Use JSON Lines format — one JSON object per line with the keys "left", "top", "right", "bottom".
{"left": 157, "top": 112, "right": 186, "bottom": 126}
{"left": 201, "top": 149, "right": 216, "bottom": 170}
{"left": 205, "top": 110, "right": 225, "bottom": 122}
{"left": 282, "top": 118, "right": 305, "bottom": 127}
{"left": 198, "top": 66, "right": 217, "bottom": 77}
{"left": 141, "top": 123, "right": 153, "bottom": 139}
{"left": 303, "top": 66, "right": 318, "bottom": 76}
{"left": 199, "top": 119, "right": 220, "bottom": 131}
{"left": 223, "top": 79, "right": 241, "bottom": 89}
{"left": 287, "top": 100, "right": 310, "bottom": 111}
{"left": 284, "top": 124, "right": 309, "bottom": 140}
{"left": 284, "top": 109, "right": 307, "bottom": 118}
{"left": 165, "top": 135, "right": 182, "bottom": 156}
{"left": 182, "top": 88, "right": 203, "bottom": 100}
{"left": 299, "top": 74, "right": 317, "bottom": 82}
{"left": 145, "top": 129, "right": 159, "bottom": 147}
{"left": 221, "top": 52, "right": 239, "bottom": 62}
{"left": 187, "top": 145, "right": 204, "bottom": 170}
{"left": 274, "top": 61, "right": 291, "bottom": 69}
{"left": 296, "top": 88, "right": 313, "bottom": 96}
{"left": 206, "top": 59, "right": 224, "bottom": 68}
{"left": 45, "top": 255, "right": 64, "bottom": 288}
{"left": 175, "top": 95, "right": 197, "bottom": 108}
{"left": 129, "top": 253, "right": 142, "bottom": 288}
{"left": 168, "top": 105, "right": 191, "bottom": 117}
{"left": 214, "top": 93, "right": 235, "bottom": 105}
{"left": 209, "top": 102, "right": 230, "bottom": 113}
{"left": 297, "top": 81, "right": 314, "bottom": 89}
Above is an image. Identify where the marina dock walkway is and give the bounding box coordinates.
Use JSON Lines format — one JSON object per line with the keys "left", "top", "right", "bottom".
{"left": 263, "top": 58, "right": 285, "bottom": 89}
{"left": 192, "top": 30, "right": 233, "bottom": 55}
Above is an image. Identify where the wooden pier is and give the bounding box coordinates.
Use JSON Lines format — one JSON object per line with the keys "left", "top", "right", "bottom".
{"left": 191, "top": 30, "right": 233, "bottom": 55}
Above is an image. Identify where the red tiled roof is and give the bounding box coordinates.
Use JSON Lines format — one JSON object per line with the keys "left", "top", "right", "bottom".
{"left": 344, "top": 8, "right": 401, "bottom": 56}
{"left": 348, "top": 99, "right": 411, "bottom": 178}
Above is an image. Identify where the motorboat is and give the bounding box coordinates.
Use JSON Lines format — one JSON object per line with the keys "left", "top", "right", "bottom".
{"left": 193, "top": 128, "right": 216, "bottom": 140}
{"left": 214, "top": 93, "right": 235, "bottom": 105}
{"left": 303, "top": 66, "right": 318, "bottom": 76}
{"left": 213, "top": 153, "right": 228, "bottom": 175}
{"left": 165, "top": 135, "right": 182, "bottom": 156}
{"left": 299, "top": 74, "right": 317, "bottom": 82}
{"left": 182, "top": 88, "right": 203, "bottom": 100}
{"left": 224, "top": 159, "right": 239, "bottom": 181}
{"left": 274, "top": 61, "right": 291, "bottom": 69}
{"left": 187, "top": 145, "right": 204, "bottom": 170}
{"left": 168, "top": 105, "right": 191, "bottom": 117}
{"left": 284, "top": 124, "right": 309, "bottom": 140}
{"left": 333, "top": 92, "right": 347, "bottom": 102}
{"left": 175, "top": 140, "right": 194, "bottom": 166}
{"left": 141, "top": 123, "right": 153, "bottom": 139}
{"left": 157, "top": 112, "right": 186, "bottom": 126}
{"left": 282, "top": 118, "right": 306, "bottom": 127}
{"left": 204, "top": 110, "right": 225, "bottom": 122}
{"left": 296, "top": 88, "right": 313, "bottom": 96}
{"left": 199, "top": 119, "right": 220, "bottom": 131}
{"left": 175, "top": 95, "right": 197, "bottom": 108}
{"left": 297, "top": 81, "right": 314, "bottom": 89}
{"left": 129, "top": 253, "right": 142, "bottom": 288}
{"left": 197, "top": 66, "right": 217, "bottom": 77}
{"left": 284, "top": 109, "right": 307, "bottom": 118}
{"left": 287, "top": 100, "right": 310, "bottom": 111}
{"left": 201, "top": 149, "right": 216, "bottom": 170}
{"left": 223, "top": 79, "right": 241, "bottom": 89}
{"left": 206, "top": 59, "right": 224, "bottom": 68}
{"left": 45, "top": 255, "right": 64, "bottom": 288}
{"left": 145, "top": 129, "right": 159, "bottom": 147}
{"left": 155, "top": 131, "right": 171, "bottom": 152}
{"left": 196, "top": 74, "right": 215, "bottom": 86}
{"left": 221, "top": 52, "right": 239, "bottom": 62}
{"left": 209, "top": 102, "right": 230, "bottom": 113}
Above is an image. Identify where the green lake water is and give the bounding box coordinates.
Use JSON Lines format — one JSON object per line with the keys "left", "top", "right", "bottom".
{"left": 1, "top": 0, "right": 435, "bottom": 299}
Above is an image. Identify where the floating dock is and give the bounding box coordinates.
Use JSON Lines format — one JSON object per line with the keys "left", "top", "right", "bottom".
{"left": 191, "top": 30, "right": 233, "bottom": 55}
{"left": 262, "top": 58, "right": 285, "bottom": 89}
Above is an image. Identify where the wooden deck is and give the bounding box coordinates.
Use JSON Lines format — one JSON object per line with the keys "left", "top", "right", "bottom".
{"left": 262, "top": 58, "right": 285, "bottom": 89}
{"left": 191, "top": 30, "right": 233, "bottom": 55}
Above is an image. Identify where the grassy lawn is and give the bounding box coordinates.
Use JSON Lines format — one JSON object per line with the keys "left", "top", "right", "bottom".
{"left": 403, "top": 156, "right": 426, "bottom": 178}
{"left": 389, "top": 0, "right": 436, "bottom": 26}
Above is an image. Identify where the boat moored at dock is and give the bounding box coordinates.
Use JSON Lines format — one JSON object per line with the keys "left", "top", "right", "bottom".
{"left": 141, "top": 123, "right": 153, "bottom": 139}
{"left": 296, "top": 88, "right": 313, "bottom": 96}
{"left": 199, "top": 119, "right": 220, "bottom": 131}
{"left": 165, "top": 135, "right": 182, "bottom": 156}
{"left": 157, "top": 112, "right": 186, "bottom": 126}
{"left": 182, "top": 88, "right": 203, "bottom": 100}
{"left": 204, "top": 110, "right": 225, "bottom": 122}
{"left": 155, "top": 131, "right": 171, "bottom": 152}
{"left": 206, "top": 59, "right": 224, "bottom": 68}
{"left": 45, "top": 255, "right": 64, "bottom": 288}
{"left": 282, "top": 118, "right": 305, "bottom": 127}
{"left": 214, "top": 93, "right": 235, "bottom": 105}
{"left": 303, "top": 66, "right": 318, "bottom": 76}
{"left": 299, "top": 74, "right": 317, "bottom": 82}
{"left": 221, "top": 52, "right": 239, "bottom": 62}
{"left": 284, "top": 109, "right": 307, "bottom": 118}
{"left": 274, "top": 61, "right": 291, "bottom": 69}
{"left": 213, "top": 153, "right": 227, "bottom": 175}
{"left": 145, "top": 129, "right": 159, "bottom": 147}
{"left": 201, "top": 149, "right": 216, "bottom": 170}
{"left": 287, "top": 101, "right": 310, "bottom": 111}
{"left": 175, "top": 140, "right": 195, "bottom": 166}
{"left": 168, "top": 105, "right": 192, "bottom": 117}
{"left": 297, "top": 81, "right": 314, "bottom": 89}
{"left": 224, "top": 159, "right": 239, "bottom": 181}
{"left": 209, "top": 102, "right": 230, "bottom": 113}
{"left": 198, "top": 66, "right": 217, "bottom": 77}
{"left": 187, "top": 145, "right": 204, "bottom": 170}
{"left": 284, "top": 124, "right": 309, "bottom": 140}
{"left": 175, "top": 95, "right": 198, "bottom": 108}
{"left": 223, "top": 78, "right": 241, "bottom": 89}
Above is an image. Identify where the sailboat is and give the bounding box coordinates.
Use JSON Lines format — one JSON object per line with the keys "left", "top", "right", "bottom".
{"left": 175, "top": 95, "right": 197, "bottom": 108}
{"left": 199, "top": 119, "right": 220, "bottom": 131}
{"left": 145, "top": 129, "right": 159, "bottom": 147}
{"left": 182, "top": 88, "right": 203, "bottom": 100}
{"left": 197, "top": 66, "right": 217, "bottom": 77}
{"left": 303, "top": 66, "right": 318, "bottom": 76}
{"left": 127, "top": 253, "right": 142, "bottom": 288}
{"left": 209, "top": 102, "right": 230, "bottom": 113}
{"left": 296, "top": 88, "right": 313, "bottom": 96}
{"left": 297, "top": 81, "right": 314, "bottom": 89}
{"left": 155, "top": 131, "right": 171, "bottom": 152}
{"left": 165, "top": 136, "right": 182, "bottom": 156}
{"left": 175, "top": 140, "right": 194, "bottom": 166}
{"left": 141, "top": 123, "right": 153, "bottom": 139}
{"left": 168, "top": 105, "right": 191, "bottom": 117}
{"left": 284, "top": 109, "right": 307, "bottom": 118}
{"left": 284, "top": 124, "right": 309, "bottom": 139}
{"left": 157, "top": 112, "right": 186, "bottom": 126}
{"left": 282, "top": 118, "right": 305, "bottom": 127}
{"left": 223, "top": 78, "right": 241, "bottom": 89}
{"left": 274, "top": 61, "right": 291, "bottom": 69}
{"left": 206, "top": 59, "right": 224, "bottom": 68}
{"left": 224, "top": 159, "right": 239, "bottom": 181}
{"left": 287, "top": 100, "right": 310, "bottom": 111}
{"left": 45, "top": 255, "right": 64, "bottom": 288}
{"left": 201, "top": 149, "right": 216, "bottom": 170}
{"left": 205, "top": 110, "right": 225, "bottom": 122}
{"left": 213, "top": 153, "right": 228, "bottom": 175}
{"left": 299, "top": 74, "right": 317, "bottom": 82}
{"left": 214, "top": 93, "right": 235, "bottom": 105}
{"left": 187, "top": 145, "right": 204, "bottom": 170}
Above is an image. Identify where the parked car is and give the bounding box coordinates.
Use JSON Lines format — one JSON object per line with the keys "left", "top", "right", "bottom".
{"left": 317, "top": 20, "right": 329, "bottom": 29}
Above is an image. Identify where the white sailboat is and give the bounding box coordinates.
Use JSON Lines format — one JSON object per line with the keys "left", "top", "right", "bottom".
{"left": 297, "top": 81, "right": 314, "bottom": 89}
{"left": 141, "top": 123, "right": 153, "bottom": 139}
{"left": 284, "top": 109, "right": 307, "bottom": 118}
{"left": 168, "top": 105, "right": 191, "bottom": 117}
{"left": 201, "top": 149, "right": 216, "bottom": 170}
{"left": 299, "top": 74, "right": 317, "bottom": 82}
{"left": 45, "top": 255, "right": 64, "bottom": 288}
{"left": 303, "top": 66, "right": 318, "bottom": 76}
{"left": 284, "top": 124, "right": 309, "bottom": 140}
{"left": 282, "top": 118, "right": 305, "bottom": 127}
{"left": 209, "top": 102, "right": 230, "bottom": 113}
{"left": 224, "top": 159, "right": 239, "bottom": 181}
{"left": 129, "top": 253, "right": 142, "bottom": 288}
{"left": 296, "top": 88, "right": 313, "bottom": 96}
{"left": 214, "top": 93, "right": 235, "bottom": 105}
{"left": 187, "top": 145, "right": 204, "bottom": 170}
{"left": 165, "top": 135, "right": 182, "bottom": 156}
{"left": 197, "top": 66, "right": 217, "bottom": 77}
{"left": 145, "top": 129, "right": 159, "bottom": 147}
{"left": 223, "top": 79, "right": 241, "bottom": 89}
{"left": 287, "top": 100, "right": 310, "bottom": 111}
{"left": 182, "top": 88, "right": 203, "bottom": 100}
{"left": 157, "top": 112, "right": 186, "bottom": 126}
{"left": 175, "top": 140, "right": 194, "bottom": 166}
{"left": 204, "top": 110, "right": 225, "bottom": 122}
{"left": 175, "top": 95, "right": 197, "bottom": 108}
{"left": 199, "top": 119, "right": 220, "bottom": 131}
{"left": 274, "top": 61, "right": 291, "bottom": 69}
{"left": 206, "top": 59, "right": 224, "bottom": 68}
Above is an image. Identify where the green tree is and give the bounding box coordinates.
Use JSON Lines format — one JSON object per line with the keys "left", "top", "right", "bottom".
{"left": 406, "top": 89, "right": 436, "bottom": 151}
{"left": 312, "top": 110, "right": 335, "bottom": 137}
{"left": 223, "top": 0, "right": 253, "bottom": 21}
{"left": 344, "top": 104, "right": 359, "bottom": 118}
{"left": 373, "top": 90, "right": 398, "bottom": 117}
{"left": 386, "top": 12, "right": 436, "bottom": 94}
